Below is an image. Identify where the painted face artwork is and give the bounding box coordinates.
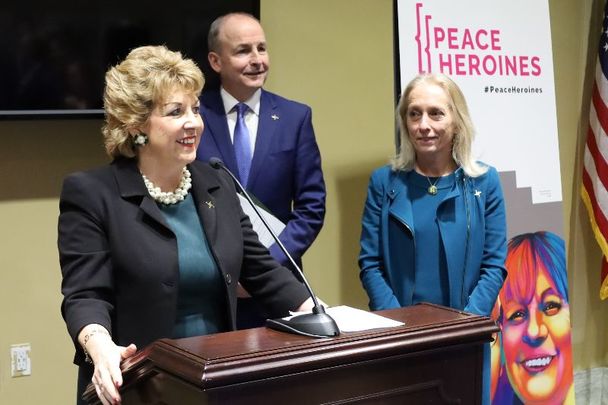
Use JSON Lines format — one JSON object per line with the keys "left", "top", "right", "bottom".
{"left": 502, "top": 270, "right": 572, "bottom": 403}
{"left": 489, "top": 301, "right": 502, "bottom": 402}
{"left": 497, "top": 232, "right": 573, "bottom": 405}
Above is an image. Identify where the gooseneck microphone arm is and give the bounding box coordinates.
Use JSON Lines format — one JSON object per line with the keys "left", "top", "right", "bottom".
{"left": 209, "top": 157, "right": 339, "bottom": 338}
{"left": 208, "top": 158, "right": 315, "bottom": 302}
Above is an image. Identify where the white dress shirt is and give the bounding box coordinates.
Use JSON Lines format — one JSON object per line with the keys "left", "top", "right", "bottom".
{"left": 220, "top": 87, "right": 261, "bottom": 154}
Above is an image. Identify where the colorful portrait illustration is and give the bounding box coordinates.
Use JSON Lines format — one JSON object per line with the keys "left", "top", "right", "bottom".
{"left": 492, "top": 231, "right": 574, "bottom": 405}
{"left": 490, "top": 299, "right": 505, "bottom": 403}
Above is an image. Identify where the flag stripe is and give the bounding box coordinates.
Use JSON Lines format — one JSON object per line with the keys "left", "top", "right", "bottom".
{"left": 589, "top": 92, "right": 608, "bottom": 164}
{"left": 593, "top": 81, "right": 608, "bottom": 139}
{"left": 585, "top": 124, "right": 608, "bottom": 199}
{"left": 582, "top": 164, "right": 608, "bottom": 251}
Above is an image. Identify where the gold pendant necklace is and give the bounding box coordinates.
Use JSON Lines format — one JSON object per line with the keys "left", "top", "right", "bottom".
{"left": 426, "top": 176, "right": 440, "bottom": 195}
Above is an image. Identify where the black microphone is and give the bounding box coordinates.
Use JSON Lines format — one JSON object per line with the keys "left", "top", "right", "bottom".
{"left": 209, "top": 157, "right": 340, "bottom": 338}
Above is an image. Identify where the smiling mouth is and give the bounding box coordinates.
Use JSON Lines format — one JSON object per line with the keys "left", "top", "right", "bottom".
{"left": 177, "top": 137, "right": 195, "bottom": 146}
{"left": 521, "top": 355, "right": 554, "bottom": 372}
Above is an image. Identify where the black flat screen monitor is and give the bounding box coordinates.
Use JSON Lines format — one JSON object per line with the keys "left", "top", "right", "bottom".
{"left": 0, "top": 0, "right": 260, "bottom": 119}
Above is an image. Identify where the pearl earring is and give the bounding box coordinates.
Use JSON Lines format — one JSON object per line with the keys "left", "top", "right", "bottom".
{"left": 133, "top": 133, "right": 148, "bottom": 146}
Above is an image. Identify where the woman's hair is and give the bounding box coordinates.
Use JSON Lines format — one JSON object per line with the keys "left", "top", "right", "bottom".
{"left": 102, "top": 45, "right": 204, "bottom": 159}
{"left": 392, "top": 73, "right": 487, "bottom": 177}
{"left": 499, "top": 231, "right": 568, "bottom": 307}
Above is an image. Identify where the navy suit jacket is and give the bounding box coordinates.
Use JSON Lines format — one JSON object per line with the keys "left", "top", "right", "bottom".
{"left": 58, "top": 158, "right": 309, "bottom": 365}
{"left": 197, "top": 89, "right": 326, "bottom": 269}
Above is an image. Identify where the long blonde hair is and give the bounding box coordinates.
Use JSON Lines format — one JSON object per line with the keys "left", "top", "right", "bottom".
{"left": 391, "top": 73, "right": 487, "bottom": 177}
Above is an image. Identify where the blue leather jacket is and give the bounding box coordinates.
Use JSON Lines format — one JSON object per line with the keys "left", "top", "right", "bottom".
{"left": 358, "top": 164, "right": 507, "bottom": 316}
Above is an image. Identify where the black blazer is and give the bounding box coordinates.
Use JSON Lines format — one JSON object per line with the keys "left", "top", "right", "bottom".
{"left": 58, "top": 158, "right": 309, "bottom": 365}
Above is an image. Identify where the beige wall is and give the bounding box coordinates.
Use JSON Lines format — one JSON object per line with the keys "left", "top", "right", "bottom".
{"left": 261, "top": 0, "right": 395, "bottom": 309}
{"left": 0, "top": 0, "right": 603, "bottom": 403}
{"left": 0, "top": 121, "right": 107, "bottom": 403}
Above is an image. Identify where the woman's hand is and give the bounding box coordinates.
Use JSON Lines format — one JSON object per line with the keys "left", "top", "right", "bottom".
{"left": 78, "top": 325, "right": 137, "bottom": 405}
{"left": 296, "top": 297, "right": 329, "bottom": 312}
{"left": 91, "top": 341, "right": 137, "bottom": 405}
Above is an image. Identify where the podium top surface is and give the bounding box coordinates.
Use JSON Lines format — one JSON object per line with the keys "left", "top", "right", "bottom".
{"left": 117, "top": 303, "right": 497, "bottom": 390}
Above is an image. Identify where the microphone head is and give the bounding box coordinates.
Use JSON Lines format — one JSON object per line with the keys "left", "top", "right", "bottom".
{"left": 209, "top": 157, "right": 223, "bottom": 169}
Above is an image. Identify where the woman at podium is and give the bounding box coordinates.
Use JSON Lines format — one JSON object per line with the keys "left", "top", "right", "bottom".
{"left": 358, "top": 73, "right": 507, "bottom": 404}
{"left": 58, "top": 45, "right": 314, "bottom": 405}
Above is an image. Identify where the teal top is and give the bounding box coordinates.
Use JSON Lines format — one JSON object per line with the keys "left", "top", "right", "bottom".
{"left": 408, "top": 170, "right": 455, "bottom": 307}
{"left": 159, "top": 194, "right": 226, "bottom": 338}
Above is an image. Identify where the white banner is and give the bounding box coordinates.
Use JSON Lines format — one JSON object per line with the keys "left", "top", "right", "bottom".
{"left": 395, "top": 1, "right": 574, "bottom": 404}
{"left": 396, "top": 0, "right": 561, "bottom": 204}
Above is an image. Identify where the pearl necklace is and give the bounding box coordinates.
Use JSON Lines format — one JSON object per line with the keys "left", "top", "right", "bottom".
{"left": 142, "top": 167, "right": 192, "bottom": 205}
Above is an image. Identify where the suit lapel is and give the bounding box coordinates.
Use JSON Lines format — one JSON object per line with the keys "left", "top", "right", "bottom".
{"left": 112, "top": 159, "right": 224, "bottom": 251}
{"left": 112, "top": 158, "right": 172, "bottom": 232}
{"left": 189, "top": 163, "right": 220, "bottom": 244}
{"left": 248, "top": 90, "right": 278, "bottom": 189}
{"left": 388, "top": 172, "right": 414, "bottom": 231}
{"left": 201, "top": 91, "right": 239, "bottom": 174}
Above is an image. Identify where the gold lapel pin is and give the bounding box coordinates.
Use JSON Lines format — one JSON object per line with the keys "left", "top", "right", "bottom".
{"left": 205, "top": 200, "right": 215, "bottom": 209}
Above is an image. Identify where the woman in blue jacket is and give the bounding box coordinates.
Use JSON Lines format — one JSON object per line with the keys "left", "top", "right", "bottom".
{"left": 359, "top": 73, "right": 507, "bottom": 404}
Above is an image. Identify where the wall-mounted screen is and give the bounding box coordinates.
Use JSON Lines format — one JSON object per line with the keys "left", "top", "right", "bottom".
{"left": 0, "top": 0, "right": 259, "bottom": 118}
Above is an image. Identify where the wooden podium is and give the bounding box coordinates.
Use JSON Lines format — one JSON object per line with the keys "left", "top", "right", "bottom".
{"left": 84, "top": 303, "right": 497, "bottom": 404}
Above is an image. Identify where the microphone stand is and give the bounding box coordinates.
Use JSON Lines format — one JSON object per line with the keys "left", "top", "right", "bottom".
{"left": 209, "top": 158, "right": 340, "bottom": 338}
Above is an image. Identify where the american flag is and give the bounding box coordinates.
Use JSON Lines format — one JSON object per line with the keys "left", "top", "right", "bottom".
{"left": 582, "top": 2, "right": 608, "bottom": 300}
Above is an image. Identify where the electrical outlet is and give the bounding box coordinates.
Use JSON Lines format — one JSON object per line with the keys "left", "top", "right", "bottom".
{"left": 10, "top": 343, "right": 31, "bottom": 377}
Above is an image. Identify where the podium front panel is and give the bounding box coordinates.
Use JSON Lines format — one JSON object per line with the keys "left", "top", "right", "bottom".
{"left": 85, "top": 303, "right": 497, "bottom": 404}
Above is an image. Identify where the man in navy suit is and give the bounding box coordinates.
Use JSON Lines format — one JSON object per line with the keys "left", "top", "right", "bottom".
{"left": 196, "top": 12, "right": 326, "bottom": 328}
